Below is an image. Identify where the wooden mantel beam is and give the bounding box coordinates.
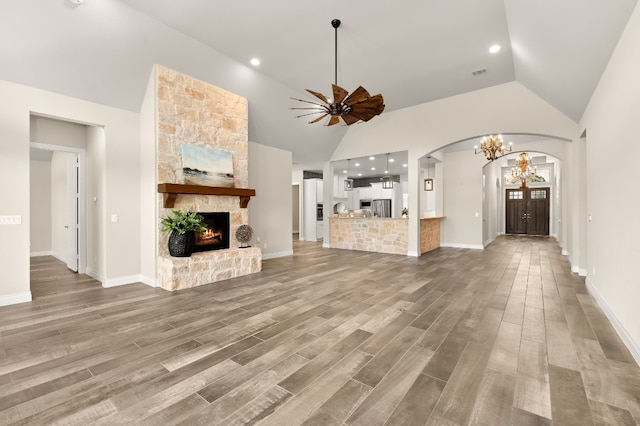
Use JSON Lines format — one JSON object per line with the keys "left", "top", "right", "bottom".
{"left": 157, "top": 183, "right": 256, "bottom": 208}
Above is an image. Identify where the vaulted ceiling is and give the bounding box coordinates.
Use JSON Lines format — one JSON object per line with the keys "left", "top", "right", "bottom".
{"left": 1, "top": 1, "right": 636, "bottom": 165}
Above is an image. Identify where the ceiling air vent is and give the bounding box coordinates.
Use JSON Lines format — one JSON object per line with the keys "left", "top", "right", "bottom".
{"left": 472, "top": 68, "right": 487, "bottom": 76}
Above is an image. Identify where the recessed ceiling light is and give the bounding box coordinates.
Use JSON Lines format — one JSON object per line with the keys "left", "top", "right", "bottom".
{"left": 389, "top": 158, "right": 395, "bottom": 163}
{"left": 369, "top": 156, "right": 375, "bottom": 160}
{"left": 250, "top": 58, "right": 260, "bottom": 66}
{"left": 384, "top": 170, "right": 389, "bottom": 174}
{"left": 403, "top": 164, "right": 408, "bottom": 167}
{"left": 343, "top": 170, "right": 347, "bottom": 174}
{"left": 489, "top": 45, "right": 501, "bottom": 54}
{"left": 355, "top": 163, "right": 360, "bottom": 167}
{"left": 358, "top": 173, "right": 362, "bottom": 176}
{"left": 371, "top": 167, "right": 376, "bottom": 171}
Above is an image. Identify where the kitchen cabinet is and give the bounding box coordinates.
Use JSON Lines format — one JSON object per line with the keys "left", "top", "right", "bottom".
{"left": 316, "top": 180, "right": 323, "bottom": 203}
{"left": 303, "top": 178, "right": 323, "bottom": 241}
{"left": 333, "top": 175, "right": 348, "bottom": 199}
{"left": 359, "top": 186, "right": 372, "bottom": 200}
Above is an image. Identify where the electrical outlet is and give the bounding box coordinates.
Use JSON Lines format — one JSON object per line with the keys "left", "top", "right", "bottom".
{"left": 0, "top": 215, "right": 22, "bottom": 225}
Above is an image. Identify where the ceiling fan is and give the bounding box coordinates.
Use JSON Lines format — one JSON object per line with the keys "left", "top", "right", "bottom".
{"left": 291, "top": 19, "right": 385, "bottom": 126}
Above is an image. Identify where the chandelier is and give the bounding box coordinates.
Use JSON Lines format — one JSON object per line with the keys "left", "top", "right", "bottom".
{"left": 511, "top": 152, "right": 537, "bottom": 188}
{"left": 474, "top": 134, "right": 512, "bottom": 161}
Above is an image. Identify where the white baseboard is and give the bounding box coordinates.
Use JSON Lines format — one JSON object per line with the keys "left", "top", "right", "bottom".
{"left": 52, "top": 253, "right": 69, "bottom": 264}
{"left": 103, "top": 275, "right": 145, "bottom": 288}
{"left": 139, "top": 275, "right": 157, "bottom": 287}
{"left": 586, "top": 277, "right": 640, "bottom": 366}
{"left": 0, "top": 292, "right": 32, "bottom": 307}
{"left": 30, "top": 251, "right": 53, "bottom": 257}
{"left": 322, "top": 242, "right": 330, "bottom": 249}
{"left": 86, "top": 268, "right": 104, "bottom": 283}
{"left": 483, "top": 236, "right": 497, "bottom": 247}
{"left": 407, "top": 250, "right": 420, "bottom": 257}
{"left": 441, "top": 243, "right": 484, "bottom": 250}
{"left": 262, "top": 250, "right": 293, "bottom": 260}
{"left": 562, "top": 249, "right": 569, "bottom": 256}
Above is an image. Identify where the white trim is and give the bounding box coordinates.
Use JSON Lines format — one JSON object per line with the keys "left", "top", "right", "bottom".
{"left": 407, "top": 250, "right": 420, "bottom": 257}
{"left": 262, "top": 250, "right": 293, "bottom": 260}
{"left": 86, "top": 267, "right": 104, "bottom": 283}
{"left": 322, "top": 242, "right": 330, "bottom": 249}
{"left": 578, "top": 268, "right": 587, "bottom": 277}
{"left": 139, "top": 275, "right": 157, "bottom": 287}
{"left": 483, "top": 236, "right": 497, "bottom": 247}
{"left": 441, "top": 243, "right": 484, "bottom": 250}
{"left": 52, "top": 252, "right": 70, "bottom": 265}
{"left": 0, "top": 292, "right": 32, "bottom": 307}
{"left": 562, "top": 249, "right": 569, "bottom": 256}
{"left": 102, "top": 275, "right": 144, "bottom": 288}
{"left": 586, "top": 277, "right": 640, "bottom": 365}
{"left": 30, "top": 251, "right": 53, "bottom": 257}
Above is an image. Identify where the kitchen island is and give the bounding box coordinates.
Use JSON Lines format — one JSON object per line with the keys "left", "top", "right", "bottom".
{"left": 330, "top": 216, "right": 408, "bottom": 255}
{"left": 420, "top": 216, "right": 444, "bottom": 253}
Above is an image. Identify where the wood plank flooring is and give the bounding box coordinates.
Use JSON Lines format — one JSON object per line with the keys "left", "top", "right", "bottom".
{"left": 1, "top": 236, "right": 638, "bottom": 425}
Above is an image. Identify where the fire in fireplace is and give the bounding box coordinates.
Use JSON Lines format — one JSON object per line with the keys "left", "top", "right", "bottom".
{"left": 194, "top": 212, "right": 230, "bottom": 252}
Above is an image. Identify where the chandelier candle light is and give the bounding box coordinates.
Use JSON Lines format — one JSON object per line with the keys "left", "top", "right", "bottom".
{"left": 474, "top": 134, "right": 512, "bottom": 161}
{"left": 512, "top": 152, "right": 537, "bottom": 188}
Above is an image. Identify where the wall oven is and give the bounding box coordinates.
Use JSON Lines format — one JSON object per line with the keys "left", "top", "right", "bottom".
{"left": 360, "top": 199, "right": 372, "bottom": 209}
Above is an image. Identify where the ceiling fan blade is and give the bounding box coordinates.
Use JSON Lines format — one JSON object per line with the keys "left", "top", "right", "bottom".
{"left": 327, "top": 115, "right": 341, "bottom": 126}
{"left": 348, "top": 97, "right": 385, "bottom": 122}
{"left": 332, "top": 84, "right": 348, "bottom": 104}
{"left": 291, "top": 97, "right": 329, "bottom": 109}
{"left": 340, "top": 113, "right": 360, "bottom": 125}
{"left": 309, "top": 113, "right": 329, "bottom": 124}
{"left": 343, "top": 86, "right": 371, "bottom": 106}
{"left": 305, "top": 89, "right": 331, "bottom": 104}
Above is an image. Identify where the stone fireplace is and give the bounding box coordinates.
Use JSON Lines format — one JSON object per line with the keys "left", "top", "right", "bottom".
{"left": 155, "top": 65, "right": 261, "bottom": 291}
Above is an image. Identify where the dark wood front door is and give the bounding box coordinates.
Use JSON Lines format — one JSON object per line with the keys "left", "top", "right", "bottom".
{"left": 506, "top": 187, "right": 550, "bottom": 236}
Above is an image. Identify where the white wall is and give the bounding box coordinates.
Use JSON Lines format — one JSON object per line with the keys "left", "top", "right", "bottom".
{"left": 0, "top": 79, "right": 140, "bottom": 305}
{"left": 30, "top": 115, "right": 88, "bottom": 149}
{"left": 482, "top": 159, "right": 501, "bottom": 246}
{"left": 580, "top": 2, "right": 640, "bottom": 362}
{"left": 29, "top": 158, "right": 52, "bottom": 255}
{"left": 441, "top": 149, "right": 485, "bottom": 249}
{"left": 249, "top": 142, "right": 293, "bottom": 259}
{"left": 86, "top": 126, "right": 106, "bottom": 280}
{"left": 139, "top": 69, "right": 157, "bottom": 286}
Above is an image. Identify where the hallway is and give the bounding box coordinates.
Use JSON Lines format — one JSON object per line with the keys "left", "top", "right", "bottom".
{"left": 1, "top": 236, "right": 638, "bottom": 424}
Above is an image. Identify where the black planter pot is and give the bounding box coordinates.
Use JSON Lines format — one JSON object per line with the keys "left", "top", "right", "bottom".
{"left": 168, "top": 230, "right": 195, "bottom": 257}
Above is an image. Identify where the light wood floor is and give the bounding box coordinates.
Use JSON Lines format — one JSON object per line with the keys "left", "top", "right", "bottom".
{"left": 1, "top": 236, "right": 639, "bottom": 425}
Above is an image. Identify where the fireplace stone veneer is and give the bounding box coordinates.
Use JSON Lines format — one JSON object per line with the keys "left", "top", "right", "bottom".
{"left": 158, "top": 247, "right": 261, "bottom": 291}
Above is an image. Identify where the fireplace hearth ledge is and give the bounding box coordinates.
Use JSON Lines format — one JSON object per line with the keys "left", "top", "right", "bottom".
{"left": 157, "top": 247, "right": 262, "bottom": 291}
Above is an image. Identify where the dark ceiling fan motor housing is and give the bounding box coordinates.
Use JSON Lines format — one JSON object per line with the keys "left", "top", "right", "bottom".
{"left": 291, "top": 18, "right": 385, "bottom": 126}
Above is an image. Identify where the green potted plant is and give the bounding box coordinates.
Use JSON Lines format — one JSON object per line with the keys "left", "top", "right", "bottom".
{"left": 161, "top": 209, "right": 207, "bottom": 257}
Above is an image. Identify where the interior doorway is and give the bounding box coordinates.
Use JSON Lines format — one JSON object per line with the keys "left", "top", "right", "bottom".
{"left": 292, "top": 183, "right": 300, "bottom": 241}
{"left": 505, "top": 187, "right": 550, "bottom": 236}
{"left": 30, "top": 143, "right": 87, "bottom": 275}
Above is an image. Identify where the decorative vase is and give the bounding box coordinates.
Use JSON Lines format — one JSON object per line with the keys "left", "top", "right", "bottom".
{"left": 168, "top": 230, "right": 195, "bottom": 257}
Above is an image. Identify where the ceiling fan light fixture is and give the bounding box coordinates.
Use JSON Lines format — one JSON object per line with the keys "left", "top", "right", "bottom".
{"left": 290, "top": 18, "right": 385, "bottom": 126}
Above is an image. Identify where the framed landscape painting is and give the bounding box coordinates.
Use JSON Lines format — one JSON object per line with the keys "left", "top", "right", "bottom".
{"left": 181, "top": 144, "right": 234, "bottom": 187}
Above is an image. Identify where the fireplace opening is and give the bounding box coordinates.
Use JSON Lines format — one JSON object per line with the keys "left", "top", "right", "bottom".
{"left": 194, "top": 212, "right": 230, "bottom": 252}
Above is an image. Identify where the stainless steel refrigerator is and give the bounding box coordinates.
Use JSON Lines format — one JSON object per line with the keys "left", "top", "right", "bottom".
{"left": 372, "top": 199, "right": 392, "bottom": 217}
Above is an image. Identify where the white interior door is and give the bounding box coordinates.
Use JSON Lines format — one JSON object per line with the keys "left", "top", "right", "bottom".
{"left": 66, "top": 155, "right": 79, "bottom": 271}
